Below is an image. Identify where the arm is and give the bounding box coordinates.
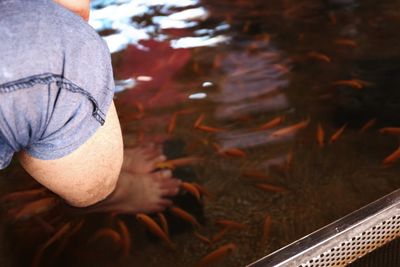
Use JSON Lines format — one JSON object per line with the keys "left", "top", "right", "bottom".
{"left": 18, "top": 101, "right": 123, "bottom": 208}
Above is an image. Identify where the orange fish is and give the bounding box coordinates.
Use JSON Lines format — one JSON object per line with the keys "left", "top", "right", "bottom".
{"left": 261, "top": 214, "right": 272, "bottom": 246}
{"left": 193, "top": 231, "right": 211, "bottom": 245}
{"left": 215, "top": 219, "right": 246, "bottom": 230}
{"left": 32, "top": 222, "right": 72, "bottom": 267}
{"left": 273, "top": 64, "right": 290, "bottom": 74}
{"left": 308, "top": 51, "right": 331, "bottom": 63}
{"left": 167, "top": 112, "right": 178, "bottom": 134}
{"left": 156, "top": 156, "right": 203, "bottom": 169}
{"left": 89, "top": 228, "right": 122, "bottom": 244}
{"left": 256, "top": 183, "right": 288, "bottom": 193}
{"left": 335, "top": 39, "right": 357, "bottom": 47}
{"left": 332, "top": 80, "right": 364, "bottom": 90}
{"left": 117, "top": 220, "right": 131, "bottom": 257}
{"left": 317, "top": 123, "right": 325, "bottom": 148}
{"left": 211, "top": 226, "right": 232, "bottom": 243}
{"left": 192, "top": 183, "right": 211, "bottom": 198}
{"left": 285, "top": 149, "right": 294, "bottom": 168}
{"left": 181, "top": 182, "right": 201, "bottom": 201}
{"left": 0, "top": 187, "right": 47, "bottom": 202}
{"left": 194, "top": 113, "right": 205, "bottom": 128}
{"left": 329, "top": 124, "right": 347, "bottom": 143}
{"left": 241, "top": 170, "right": 270, "bottom": 180}
{"left": 329, "top": 13, "right": 337, "bottom": 24}
{"left": 194, "top": 243, "right": 237, "bottom": 267}
{"left": 271, "top": 118, "right": 310, "bottom": 137}
{"left": 222, "top": 148, "right": 246, "bottom": 157}
{"left": 196, "top": 125, "right": 225, "bottom": 133}
{"left": 13, "top": 197, "right": 57, "bottom": 221}
{"left": 379, "top": 127, "right": 400, "bottom": 136}
{"left": 383, "top": 146, "right": 400, "bottom": 166}
{"left": 213, "top": 55, "right": 222, "bottom": 69}
{"left": 259, "top": 116, "right": 285, "bottom": 130}
{"left": 169, "top": 206, "right": 201, "bottom": 228}
{"left": 136, "top": 213, "right": 175, "bottom": 250}
{"left": 360, "top": 118, "right": 377, "bottom": 132}
{"left": 157, "top": 212, "right": 169, "bottom": 236}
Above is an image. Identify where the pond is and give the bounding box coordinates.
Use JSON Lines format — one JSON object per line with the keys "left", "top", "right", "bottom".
{"left": 1, "top": 0, "right": 399, "bottom": 266}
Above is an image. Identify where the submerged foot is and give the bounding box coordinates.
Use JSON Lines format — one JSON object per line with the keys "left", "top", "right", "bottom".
{"left": 122, "top": 143, "right": 166, "bottom": 174}
{"left": 114, "top": 169, "right": 181, "bottom": 214}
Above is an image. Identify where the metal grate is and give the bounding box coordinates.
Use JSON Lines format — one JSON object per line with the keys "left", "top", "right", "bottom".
{"left": 301, "top": 215, "right": 400, "bottom": 267}
{"left": 247, "top": 189, "right": 400, "bottom": 267}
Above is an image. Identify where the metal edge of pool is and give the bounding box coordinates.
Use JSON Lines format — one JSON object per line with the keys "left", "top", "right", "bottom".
{"left": 247, "top": 188, "right": 400, "bottom": 267}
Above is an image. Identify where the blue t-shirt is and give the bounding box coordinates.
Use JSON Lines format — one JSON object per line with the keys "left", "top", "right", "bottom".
{"left": 0, "top": 0, "right": 115, "bottom": 169}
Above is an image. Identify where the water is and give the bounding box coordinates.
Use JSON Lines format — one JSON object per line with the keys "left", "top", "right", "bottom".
{"left": 1, "top": 0, "right": 400, "bottom": 266}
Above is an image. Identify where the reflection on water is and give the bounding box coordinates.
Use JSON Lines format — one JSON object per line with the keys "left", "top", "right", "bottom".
{"left": 89, "top": 0, "right": 229, "bottom": 53}
{"left": 1, "top": 0, "right": 400, "bottom": 266}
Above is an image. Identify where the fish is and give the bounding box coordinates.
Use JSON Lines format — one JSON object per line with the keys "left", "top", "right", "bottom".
{"left": 271, "top": 118, "right": 310, "bottom": 137}
{"left": 241, "top": 170, "right": 270, "bottom": 180}
{"left": 194, "top": 113, "right": 205, "bottom": 128}
{"left": 194, "top": 243, "right": 237, "bottom": 267}
{"left": 317, "top": 123, "right": 325, "bottom": 148}
{"left": 285, "top": 149, "right": 293, "bottom": 168}
{"left": 117, "top": 220, "right": 131, "bottom": 257}
{"left": 196, "top": 125, "right": 225, "bottom": 133}
{"left": 222, "top": 148, "right": 246, "bottom": 157}
{"left": 360, "top": 118, "right": 377, "bottom": 132}
{"left": 383, "top": 146, "right": 400, "bottom": 166}
{"left": 329, "top": 13, "right": 337, "bottom": 24}
{"left": 192, "top": 183, "right": 211, "bottom": 198}
{"left": 215, "top": 219, "right": 246, "bottom": 230}
{"left": 335, "top": 39, "right": 357, "bottom": 47}
{"left": 32, "top": 222, "right": 72, "bottom": 267}
{"left": 273, "top": 64, "right": 290, "bottom": 74}
{"left": 259, "top": 116, "right": 285, "bottom": 130}
{"left": 193, "top": 232, "right": 211, "bottom": 245}
{"left": 308, "top": 51, "right": 331, "bottom": 63}
{"left": 379, "top": 127, "right": 400, "bottom": 136}
{"left": 255, "top": 183, "right": 288, "bottom": 193}
{"left": 167, "top": 112, "right": 178, "bottom": 134}
{"left": 211, "top": 226, "right": 233, "bottom": 243}
{"left": 181, "top": 182, "right": 201, "bottom": 201}
{"left": 89, "top": 228, "right": 122, "bottom": 245}
{"left": 169, "top": 206, "right": 201, "bottom": 228}
{"left": 332, "top": 80, "right": 364, "bottom": 90}
{"left": 261, "top": 214, "right": 272, "bottom": 246}
{"left": 0, "top": 187, "right": 48, "bottom": 202}
{"left": 329, "top": 124, "right": 347, "bottom": 144}
{"left": 13, "top": 197, "right": 57, "bottom": 221}
{"left": 156, "top": 156, "right": 203, "bottom": 169}
{"left": 136, "top": 213, "right": 175, "bottom": 250}
{"left": 157, "top": 212, "right": 169, "bottom": 236}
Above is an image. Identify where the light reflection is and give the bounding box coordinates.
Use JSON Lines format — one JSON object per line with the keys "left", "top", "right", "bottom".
{"left": 90, "top": 0, "right": 229, "bottom": 53}
{"left": 114, "top": 78, "right": 136, "bottom": 93}
{"left": 189, "top": 92, "right": 207, "bottom": 99}
{"left": 202, "top": 81, "right": 213, "bottom": 87}
{"left": 136, "top": 76, "right": 153, "bottom": 81}
{"left": 171, "top": 35, "right": 230, "bottom": 49}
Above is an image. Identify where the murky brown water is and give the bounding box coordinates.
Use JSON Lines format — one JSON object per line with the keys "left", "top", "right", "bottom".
{"left": 1, "top": 0, "right": 400, "bottom": 266}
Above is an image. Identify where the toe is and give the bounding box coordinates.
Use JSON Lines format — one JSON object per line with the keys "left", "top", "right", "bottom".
{"left": 151, "top": 155, "right": 167, "bottom": 165}
{"left": 158, "top": 198, "right": 173, "bottom": 207}
{"left": 153, "top": 170, "right": 172, "bottom": 181}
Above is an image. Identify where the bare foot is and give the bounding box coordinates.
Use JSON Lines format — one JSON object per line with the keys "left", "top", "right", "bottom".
{"left": 122, "top": 143, "right": 166, "bottom": 174}
{"left": 66, "top": 170, "right": 181, "bottom": 215}
{"left": 108, "top": 169, "right": 181, "bottom": 214}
